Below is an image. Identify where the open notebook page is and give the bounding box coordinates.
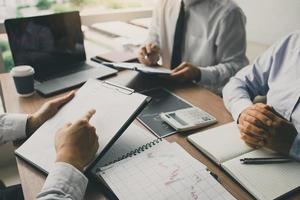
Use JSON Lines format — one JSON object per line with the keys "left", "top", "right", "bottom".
{"left": 222, "top": 149, "right": 300, "bottom": 200}
{"left": 15, "top": 79, "right": 148, "bottom": 173}
{"left": 98, "top": 141, "right": 236, "bottom": 200}
{"left": 188, "top": 122, "right": 253, "bottom": 164}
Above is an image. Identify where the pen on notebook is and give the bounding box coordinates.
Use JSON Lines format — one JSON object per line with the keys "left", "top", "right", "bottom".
{"left": 240, "top": 157, "right": 293, "bottom": 164}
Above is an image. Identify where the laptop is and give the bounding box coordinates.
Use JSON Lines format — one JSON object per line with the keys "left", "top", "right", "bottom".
{"left": 5, "top": 11, "right": 117, "bottom": 97}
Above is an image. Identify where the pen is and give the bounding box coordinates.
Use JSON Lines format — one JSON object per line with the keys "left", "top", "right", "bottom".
{"left": 145, "top": 53, "right": 149, "bottom": 60}
{"left": 240, "top": 157, "right": 293, "bottom": 165}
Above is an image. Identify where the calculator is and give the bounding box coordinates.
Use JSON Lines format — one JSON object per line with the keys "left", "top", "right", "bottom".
{"left": 160, "top": 107, "right": 217, "bottom": 131}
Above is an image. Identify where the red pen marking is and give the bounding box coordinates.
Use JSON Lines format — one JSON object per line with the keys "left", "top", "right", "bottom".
{"left": 165, "top": 165, "right": 181, "bottom": 186}
{"left": 190, "top": 186, "right": 199, "bottom": 200}
{"left": 194, "top": 175, "right": 202, "bottom": 184}
{"left": 165, "top": 178, "right": 183, "bottom": 186}
{"left": 158, "top": 162, "right": 169, "bottom": 169}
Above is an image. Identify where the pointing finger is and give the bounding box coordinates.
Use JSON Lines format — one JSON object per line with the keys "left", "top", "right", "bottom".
{"left": 49, "top": 91, "right": 75, "bottom": 109}
{"left": 172, "top": 62, "right": 188, "bottom": 73}
{"left": 82, "top": 109, "right": 96, "bottom": 122}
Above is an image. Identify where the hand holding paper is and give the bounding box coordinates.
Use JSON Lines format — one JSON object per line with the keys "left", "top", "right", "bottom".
{"left": 26, "top": 91, "right": 75, "bottom": 136}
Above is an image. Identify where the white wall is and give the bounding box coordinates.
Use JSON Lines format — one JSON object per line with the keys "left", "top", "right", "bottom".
{"left": 233, "top": 0, "right": 300, "bottom": 45}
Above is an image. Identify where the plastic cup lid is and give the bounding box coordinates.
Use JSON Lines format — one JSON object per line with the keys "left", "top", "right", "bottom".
{"left": 11, "top": 65, "right": 35, "bottom": 77}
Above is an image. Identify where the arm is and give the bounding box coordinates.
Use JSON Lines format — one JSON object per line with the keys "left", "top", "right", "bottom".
{"left": 37, "top": 110, "right": 98, "bottom": 200}
{"left": 0, "top": 114, "right": 27, "bottom": 145}
{"left": 223, "top": 32, "right": 300, "bottom": 158}
{"left": 138, "top": 0, "right": 161, "bottom": 66}
{"left": 36, "top": 163, "right": 88, "bottom": 200}
{"left": 170, "top": 8, "right": 249, "bottom": 85}
{"left": 147, "top": 0, "right": 161, "bottom": 47}
{"left": 198, "top": 8, "right": 249, "bottom": 87}
{"left": 0, "top": 92, "right": 74, "bottom": 145}
{"left": 222, "top": 42, "right": 276, "bottom": 120}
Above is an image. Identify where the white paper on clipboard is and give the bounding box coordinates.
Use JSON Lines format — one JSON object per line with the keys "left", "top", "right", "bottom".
{"left": 15, "top": 79, "right": 151, "bottom": 174}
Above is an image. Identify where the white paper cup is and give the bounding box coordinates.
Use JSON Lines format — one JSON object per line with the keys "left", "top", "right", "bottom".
{"left": 10, "top": 65, "right": 35, "bottom": 97}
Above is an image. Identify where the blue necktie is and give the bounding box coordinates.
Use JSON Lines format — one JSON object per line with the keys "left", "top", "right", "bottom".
{"left": 171, "top": 1, "right": 185, "bottom": 69}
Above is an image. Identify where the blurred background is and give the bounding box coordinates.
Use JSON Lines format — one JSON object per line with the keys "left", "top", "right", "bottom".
{"left": 1, "top": 0, "right": 300, "bottom": 73}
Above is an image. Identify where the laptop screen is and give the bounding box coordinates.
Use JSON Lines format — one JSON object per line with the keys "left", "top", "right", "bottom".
{"left": 5, "top": 11, "right": 86, "bottom": 80}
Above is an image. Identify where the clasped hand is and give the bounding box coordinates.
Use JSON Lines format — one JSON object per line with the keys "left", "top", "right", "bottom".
{"left": 238, "top": 103, "right": 298, "bottom": 155}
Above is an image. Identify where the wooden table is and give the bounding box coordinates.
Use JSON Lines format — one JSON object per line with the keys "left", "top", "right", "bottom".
{"left": 1, "top": 71, "right": 298, "bottom": 200}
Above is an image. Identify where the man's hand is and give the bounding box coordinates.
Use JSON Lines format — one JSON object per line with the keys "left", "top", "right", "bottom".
{"left": 170, "top": 62, "right": 201, "bottom": 82}
{"left": 138, "top": 43, "right": 160, "bottom": 66}
{"left": 55, "top": 109, "right": 99, "bottom": 171}
{"left": 238, "top": 103, "right": 271, "bottom": 148}
{"left": 26, "top": 91, "right": 75, "bottom": 136}
{"left": 238, "top": 103, "right": 298, "bottom": 155}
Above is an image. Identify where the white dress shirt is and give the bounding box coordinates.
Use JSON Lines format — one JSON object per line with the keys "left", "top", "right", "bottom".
{"left": 0, "top": 113, "right": 88, "bottom": 199}
{"left": 148, "top": 0, "right": 249, "bottom": 94}
{"left": 223, "top": 31, "right": 300, "bottom": 160}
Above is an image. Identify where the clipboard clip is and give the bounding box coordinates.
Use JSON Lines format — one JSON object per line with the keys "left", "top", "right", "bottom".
{"left": 101, "top": 81, "right": 135, "bottom": 95}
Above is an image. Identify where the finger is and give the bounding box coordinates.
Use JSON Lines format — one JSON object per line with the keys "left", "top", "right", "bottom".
{"left": 245, "top": 108, "right": 273, "bottom": 127}
{"left": 253, "top": 104, "right": 280, "bottom": 121}
{"left": 57, "top": 122, "right": 72, "bottom": 132}
{"left": 82, "top": 109, "right": 96, "bottom": 122}
{"left": 139, "top": 47, "right": 148, "bottom": 59}
{"left": 245, "top": 142, "right": 261, "bottom": 149}
{"left": 240, "top": 132, "right": 265, "bottom": 147}
{"left": 87, "top": 124, "right": 96, "bottom": 133}
{"left": 239, "top": 112, "right": 269, "bottom": 133}
{"left": 138, "top": 56, "right": 151, "bottom": 66}
{"left": 171, "top": 67, "right": 189, "bottom": 78}
{"left": 139, "top": 46, "right": 147, "bottom": 55}
{"left": 238, "top": 123, "right": 268, "bottom": 140}
{"left": 172, "top": 62, "right": 188, "bottom": 73}
{"left": 138, "top": 48, "right": 153, "bottom": 65}
{"left": 89, "top": 130, "right": 99, "bottom": 153}
{"left": 150, "top": 43, "right": 159, "bottom": 53}
{"left": 146, "top": 43, "right": 152, "bottom": 54}
{"left": 269, "top": 107, "right": 285, "bottom": 120}
{"left": 65, "top": 122, "right": 72, "bottom": 127}
{"left": 254, "top": 103, "right": 271, "bottom": 109}
{"left": 50, "top": 91, "right": 75, "bottom": 108}
{"left": 92, "top": 138, "right": 100, "bottom": 155}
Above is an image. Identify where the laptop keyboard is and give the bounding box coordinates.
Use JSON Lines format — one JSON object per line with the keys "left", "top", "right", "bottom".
{"left": 37, "top": 63, "right": 93, "bottom": 82}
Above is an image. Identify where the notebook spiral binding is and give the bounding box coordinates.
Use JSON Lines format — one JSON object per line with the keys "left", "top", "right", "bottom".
{"left": 96, "top": 138, "right": 163, "bottom": 173}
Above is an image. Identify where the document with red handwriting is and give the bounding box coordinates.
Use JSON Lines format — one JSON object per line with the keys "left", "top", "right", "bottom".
{"left": 97, "top": 141, "right": 235, "bottom": 200}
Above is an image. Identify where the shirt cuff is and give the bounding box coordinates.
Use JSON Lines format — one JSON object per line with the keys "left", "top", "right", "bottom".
{"left": 2, "top": 114, "right": 28, "bottom": 142}
{"left": 289, "top": 134, "right": 300, "bottom": 161}
{"left": 37, "top": 162, "right": 88, "bottom": 200}
{"left": 229, "top": 98, "right": 253, "bottom": 121}
{"left": 197, "top": 67, "right": 215, "bottom": 85}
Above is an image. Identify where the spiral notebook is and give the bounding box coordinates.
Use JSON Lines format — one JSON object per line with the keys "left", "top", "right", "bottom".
{"left": 91, "top": 140, "right": 236, "bottom": 200}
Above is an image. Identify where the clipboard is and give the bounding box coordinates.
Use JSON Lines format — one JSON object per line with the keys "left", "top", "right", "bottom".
{"left": 15, "top": 79, "right": 151, "bottom": 175}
